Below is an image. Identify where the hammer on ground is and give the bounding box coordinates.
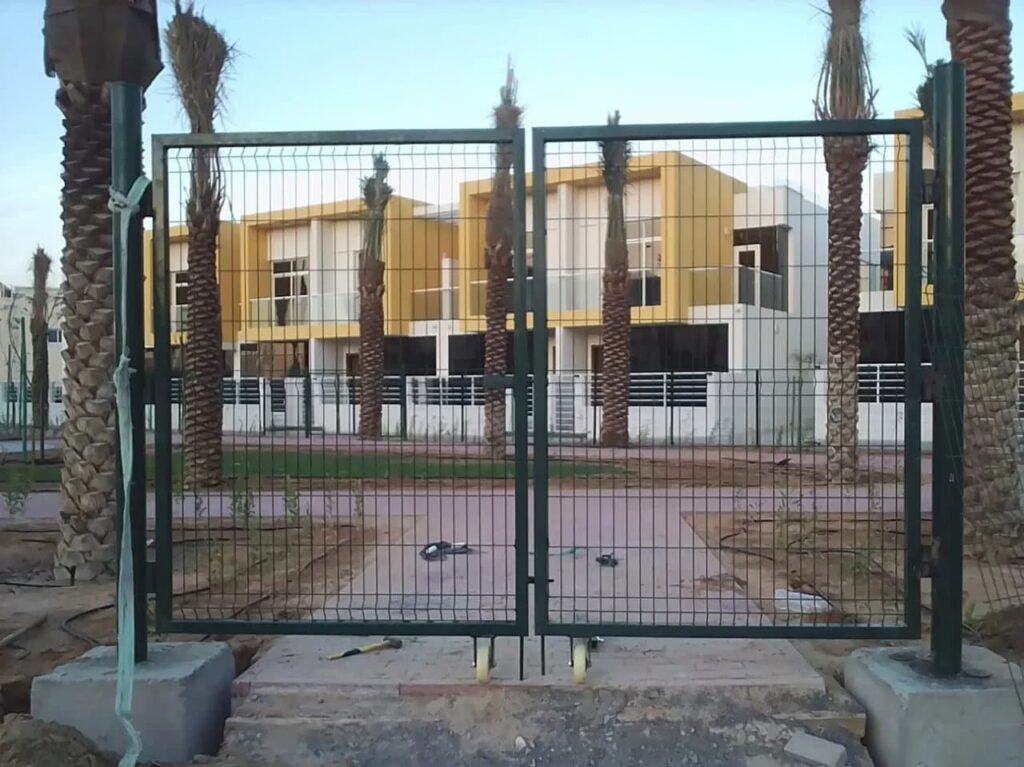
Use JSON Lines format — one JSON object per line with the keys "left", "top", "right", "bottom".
{"left": 326, "top": 636, "right": 403, "bottom": 661}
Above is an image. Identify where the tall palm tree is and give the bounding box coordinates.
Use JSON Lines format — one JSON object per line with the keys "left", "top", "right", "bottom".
{"left": 165, "top": 1, "right": 234, "bottom": 487}
{"left": 483, "top": 63, "right": 522, "bottom": 458}
{"left": 31, "top": 247, "right": 52, "bottom": 461}
{"left": 814, "top": 0, "right": 875, "bottom": 484}
{"left": 53, "top": 82, "right": 117, "bottom": 581}
{"left": 358, "top": 155, "right": 392, "bottom": 438}
{"left": 599, "top": 111, "right": 631, "bottom": 448}
{"left": 943, "top": 0, "right": 1023, "bottom": 553}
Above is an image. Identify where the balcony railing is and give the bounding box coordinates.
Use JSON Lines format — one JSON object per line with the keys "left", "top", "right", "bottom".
{"left": 248, "top": 294, "right": 360, "bottom": 325}
{"left": 689, "top": 265, "right": 784, "bottom": 310}
{"left": 250, "top": 296, "right": 310, "bottom": 326}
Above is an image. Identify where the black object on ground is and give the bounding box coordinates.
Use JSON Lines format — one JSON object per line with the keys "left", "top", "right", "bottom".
{"left": 595, "top": 553, "right": 618, "bottom": 567}
{"left": 420, "top": 541, "right": 471, "bottom": 561}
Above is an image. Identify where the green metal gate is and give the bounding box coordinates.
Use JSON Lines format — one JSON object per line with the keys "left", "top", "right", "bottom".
{"left": 531, "top": 119, "right": 925, "bottom": 642}
{"left": 150, "top": 118, "right": 940, "bottom": 659}
{"left": 151, "top": 129, "right": 532, "bottom": 644}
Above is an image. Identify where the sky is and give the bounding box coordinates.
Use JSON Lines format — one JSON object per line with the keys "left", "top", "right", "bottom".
{"left": 1, "top": 0, "right": 1023, "bottom": 287}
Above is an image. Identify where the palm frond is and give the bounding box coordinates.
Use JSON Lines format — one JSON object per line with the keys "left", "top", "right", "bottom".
{"left": 362, "top": 154, "right": 393, "bottom": 213}
{"left": 600, "top": 111, "right": 631, "bottom": 195}
{"left": 814, "top": 0, "right": 876, "bottom": 121}
{"left": 494, "top": 58, "right": 523, "bottom": 131}
{"left": 164, "top": 1, "right": 235, "bottom": 134}
{"left": 905, "top": 26, "right": 932, "bottom": 72}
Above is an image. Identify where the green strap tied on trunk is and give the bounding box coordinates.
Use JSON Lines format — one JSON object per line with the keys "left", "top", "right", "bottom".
{"left": 108, "top": 175, "right": 150, "bottom": 767}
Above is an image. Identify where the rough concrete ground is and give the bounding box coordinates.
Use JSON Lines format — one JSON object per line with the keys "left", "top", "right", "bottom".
{"left": 222, "top": 685, "right": 872, "bottom": 767}
{"left": 220, "top": 634, "right": 869, "bottom": 767}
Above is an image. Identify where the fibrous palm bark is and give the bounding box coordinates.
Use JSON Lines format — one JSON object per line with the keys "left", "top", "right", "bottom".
{"left": 483, "top": 64, "right": 522, "bottom": 458}
{"left": 599, "top": 111, "right": 631, "bottom": 449}
{"left": 358, "top": 155, "right": 392, "bottom": 439}
{"left": 166, "top": 0, "right": 233, "bottom": 487}
{"left": 54, "top": 82, "right": 117, "bottom": 581}
{"left": 815, "top": 0, "right": 875, "bottom": 484}
{"left": 943, "top": 0, "right": 1023, "bottom": 554}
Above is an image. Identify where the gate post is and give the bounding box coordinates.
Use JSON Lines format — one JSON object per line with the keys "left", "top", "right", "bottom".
{"left": 930, "top": 61, "right": 966, "bottom": 676}
{"left": 111, "top": 82, "right": 150, "bottom": 661}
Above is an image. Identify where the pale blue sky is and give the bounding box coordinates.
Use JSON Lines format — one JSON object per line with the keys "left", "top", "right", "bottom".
{"left": 1, "top": 0, "right": 1022, "bottom": 285}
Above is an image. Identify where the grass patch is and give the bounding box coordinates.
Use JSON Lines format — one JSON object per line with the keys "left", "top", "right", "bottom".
{"left": 0, "top": 449, "right": 620, "bottom": 486}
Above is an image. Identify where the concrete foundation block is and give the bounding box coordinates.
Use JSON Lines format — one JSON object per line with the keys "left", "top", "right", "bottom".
{"left": 32, "top": 642, "right": 234, "bottom": 764}
{"left": 845, "top": 645, "right": 1024, "bottom": 767}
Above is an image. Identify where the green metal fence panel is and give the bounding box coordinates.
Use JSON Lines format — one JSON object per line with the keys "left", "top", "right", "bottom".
{"left": 151, "top": 128, "right": 531, "bottom": 639}
{"left": 532, "top": 119, "right": 925, "bottom": 640}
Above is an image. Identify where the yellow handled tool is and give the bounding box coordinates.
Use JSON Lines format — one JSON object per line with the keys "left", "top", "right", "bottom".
{"left": 326, "top": 636, "right": 403, "bottom": 661}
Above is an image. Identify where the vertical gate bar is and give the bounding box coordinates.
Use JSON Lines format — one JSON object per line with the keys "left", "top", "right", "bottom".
{"left": 511, "top": 130, "right": 530, "bottom": 634}
{"left": 111, "top": 83, "right": 149, "bottom": 660}
{"left": 531, "top": 131, "right": 550, "bottom": 635}
{"left": 151, "top": 137, "right": 174, "bottom": 630}
{"left": 930, "top": 62, "right": 966, "bottom": 676}
{"left": 903, "top": 119, "right": 924, "bottom": 635}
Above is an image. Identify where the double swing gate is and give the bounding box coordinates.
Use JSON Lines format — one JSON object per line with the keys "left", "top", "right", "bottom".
{"left": 150, "top": 114, "right": 943, "bottom": 681}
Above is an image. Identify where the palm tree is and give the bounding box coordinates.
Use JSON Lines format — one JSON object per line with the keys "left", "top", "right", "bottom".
{"left": 943, "top": 0, "right": 1023, "bottom": 553}
{"left": 165, "top": 1, "right": 234, "bottom": 487}
{"left": 31, "top": 248, "right": 52, "bottom": 461}
{"left": 814, "top": 0, "right": 875, "bottom": 484}
{"left": 483, "top": 63, "right": 522, "bottom": 458}
{"left": 599, "top": 111, "right": 631, "bottom": 448}
{"left": 358, "top": 155, "right": 392, "bottom": 438}
{"left": 53, "top": 82, "right": 117, "bottom": 581}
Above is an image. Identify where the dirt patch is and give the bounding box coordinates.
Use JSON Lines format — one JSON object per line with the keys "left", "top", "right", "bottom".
{"left": 0, "top": 716, "right": 117, "bottom": 767}
{"left": 973, "top": 604, "right": 1024, "bottom": 663}
{"left": 0, "top": 519, "right": 377, "bottom": 718}
{"left": 687, "top": 509, "right": 907, "bottom": 627}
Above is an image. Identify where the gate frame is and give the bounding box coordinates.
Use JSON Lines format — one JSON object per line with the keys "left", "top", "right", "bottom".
{"left": 151, "top": 128, "right": 531, "bottom": 638}
{"left": 530, "top": 119, "right": 924, "bottom": 640}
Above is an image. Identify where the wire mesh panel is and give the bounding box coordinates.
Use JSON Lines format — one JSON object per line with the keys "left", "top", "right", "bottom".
{"left": 532, "top": 121, "right": 923, "bottom": 639}
{"left": 151, "top": 130, "right": 529, "bottom": 635}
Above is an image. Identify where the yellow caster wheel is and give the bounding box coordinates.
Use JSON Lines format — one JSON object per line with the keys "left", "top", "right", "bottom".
{"left": 572, "top": 643, "right": 589, "bottom": 684}
{"left": 475, "top": 644, "right": 492, "bottom": 684}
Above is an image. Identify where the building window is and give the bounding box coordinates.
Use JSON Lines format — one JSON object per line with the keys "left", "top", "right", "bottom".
{"left": 50, "top": 384, "right": 62, "bottom": 403}
{"left": 174, "top": 272, "right": 189, "bottom": 305}
{"left": 626, "top": 218, "right": 662, "bottom": 307}
{"left": 273, "top": 258, "right": 309, "bottom": 300}
{"left": 46, "top": 328, "right": 62, "bottom": 344}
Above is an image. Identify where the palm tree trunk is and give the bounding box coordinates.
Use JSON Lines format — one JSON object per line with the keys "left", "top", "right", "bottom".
{"left": 358, "top": 260, "right": 385, "bottom": 438}
{"left": 601, "top": 191, "right": 630, "bottom": 448}
{"left": 54, "top": 82, "right": 117, "bottom": 582}
{"left": 31, "top": 249, "right": 51, "bottom": 461}
{"left": 483, "top": 166, "right": 514, "bottom": 458}
{"left": 824, "top": 136, "right": 867, "bottom": 484}
{"left": 945, "top": 0, "right": 1023, "bottom": 554}
{"left": 183, "top": 164, "right": 223, "bottom": 487}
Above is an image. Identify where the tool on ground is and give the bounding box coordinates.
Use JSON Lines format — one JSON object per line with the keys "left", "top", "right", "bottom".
{"left": 420, "top": 540, "right": 471, "bottom": 561}
{"left": 326, "top": 636, "right": 403, "bottom": 660}
{"left": 595, "top": 553, "right": 618, "bottom": 567}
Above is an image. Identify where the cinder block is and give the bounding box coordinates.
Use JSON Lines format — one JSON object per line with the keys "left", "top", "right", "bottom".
{"left": 32, "top": 642, "right": 234, "bottom": 764}
{"left": 784, "top": 731, "right": 848, "bottom": 767}
{"left": 845, "top": 645, "right": 1024, "bottom": 767}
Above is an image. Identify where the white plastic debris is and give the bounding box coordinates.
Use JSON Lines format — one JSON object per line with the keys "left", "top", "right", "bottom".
{"left": 774, "top": 589, "right": 832, "bottom": 614}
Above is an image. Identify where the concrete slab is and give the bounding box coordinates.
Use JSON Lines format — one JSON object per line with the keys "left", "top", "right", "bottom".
{"left": 31, "top": 642, "right": 234, "bottom": 764}
{"left": 845, "top": 645, "right": 1024, "bottom": 767}
{"left": 235, "top": 634, "right": 824, "bottom": 693}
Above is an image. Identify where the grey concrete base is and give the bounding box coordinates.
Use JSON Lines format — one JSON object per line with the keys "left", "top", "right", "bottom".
{"left": 845, "top": 645, "right": 1024, "bottom": 767}
{"left": 31, "top": 642, "right": 234, "bottom": 764}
